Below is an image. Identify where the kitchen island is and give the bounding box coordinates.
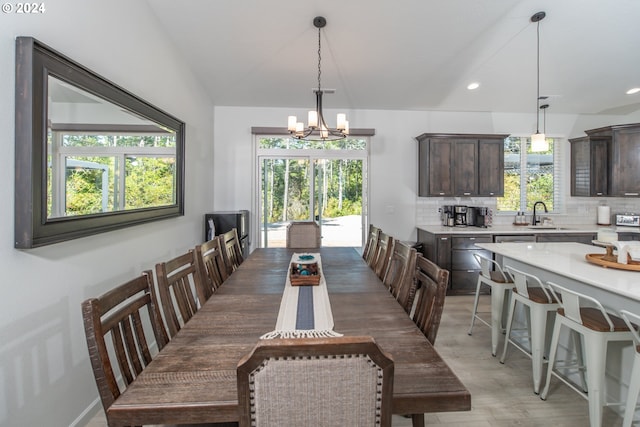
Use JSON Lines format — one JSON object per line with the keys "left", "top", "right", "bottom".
{"left": 417, "top": 224, "right": 640, "bottom": 295}
{"left": 475, "top": 242, "right": 640, "bottom": 311}
{"left": 476, "top": 241, "right": 637, "bottom": 413}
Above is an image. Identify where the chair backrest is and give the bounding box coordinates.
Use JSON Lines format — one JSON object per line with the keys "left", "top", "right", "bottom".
{"left": 195, "top": 236, "right": 229, "bottom": 300}
{"left": 237, "top": 336, "right": 394, "bottom": 427}
{"left": 363, "top": 224, "right": 381, "bottom": 267}
{"left": 373, "top": 232, "right": 394, "bottom": 280}
{"left": 505, "top": 265, "right": 555, "bottom": 303}
{"left": 473, "top": 252, "right": 511, "bottom": 283}
{"left": 286, "top": 221, "right": 321, "bottom": 248}
{"left": 547, "top": 281, "right": 620, "bottom": 332}
{"left": 221, "top": 228, "right": 245, "bottom": 274}
{"left": 412, "top": 255, "right": 450, "bottom": 344}
{"left": 384, "top": 241, "right": 419, "bottom": 313}
{"left": 619, "top": 310, "right": 640, "bottom": 350}
{"left": 155, "top": 250, "right": 203, "bottom": 338}
{"left": 82, "top": 270, "right": 169, "bottom": 416}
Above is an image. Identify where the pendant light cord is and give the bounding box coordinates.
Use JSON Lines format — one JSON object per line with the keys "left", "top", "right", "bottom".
{"left": 317, "top": 25, "right": 322, "bottom": 93}
{"left": 535, "top": 19, "right": 541, "bottom": 134}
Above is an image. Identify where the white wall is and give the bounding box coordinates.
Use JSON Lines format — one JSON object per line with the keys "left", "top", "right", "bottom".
{"left": 0, "top": 1, "right": 214, "bottom": 426}
{"left": 213, "top": 106, "right": 640, "bottom": 244}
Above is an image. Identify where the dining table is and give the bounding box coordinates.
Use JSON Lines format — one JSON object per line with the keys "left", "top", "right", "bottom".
{"left": 107, "top": 247, "right": 470, "bottom": 427}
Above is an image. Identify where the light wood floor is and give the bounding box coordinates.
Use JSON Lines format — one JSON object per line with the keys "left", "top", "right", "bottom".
{"left": 86, "top": 295, "right": 626, "bottom": 427}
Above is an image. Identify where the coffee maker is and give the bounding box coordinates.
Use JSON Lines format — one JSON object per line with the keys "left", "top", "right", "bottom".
{"left": 474, "top": 207, "right": 492, "bottom": 228}
{"left": 454, "top": 205, "right": 467, "bottom": 227}
{"left": 440, "top": 205, "right": 454, "bottom": 226}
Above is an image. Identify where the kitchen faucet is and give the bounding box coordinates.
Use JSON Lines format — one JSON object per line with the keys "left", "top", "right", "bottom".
{"left": 532, "top": 201, "right": 548, "bottom": 226}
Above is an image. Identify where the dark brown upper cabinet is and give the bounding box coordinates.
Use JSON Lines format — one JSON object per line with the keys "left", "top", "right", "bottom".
{"left": 416, "top": 133, "right": 508, "bottom": 197}
{"left": 15, "top": 37, "right": 185, "bottom": 248}
{"left": 570, "top": 123, "right": 640, "bottom": 198}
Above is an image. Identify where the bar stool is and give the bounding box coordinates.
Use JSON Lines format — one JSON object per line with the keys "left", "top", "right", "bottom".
{"left": 500, "top": 265, "right": 560, "bottom": 394}
{"left": 468, "top": 253, "right": 513, "bottom": 356}
{"left": 540, "top": 282, "right": 633, "bottom": 427}
{"left": 620, "top": 310, "right": 640, "bottom": 427}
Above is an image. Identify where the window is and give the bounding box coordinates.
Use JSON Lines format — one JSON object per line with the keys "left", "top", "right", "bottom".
{"left": 497, "top": 136, "right": 558, "bottom": 212}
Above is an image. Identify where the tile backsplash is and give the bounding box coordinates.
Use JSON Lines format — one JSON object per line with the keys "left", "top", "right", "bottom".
{"left": 416, "top": 197, "right": 640, "bottom": 227}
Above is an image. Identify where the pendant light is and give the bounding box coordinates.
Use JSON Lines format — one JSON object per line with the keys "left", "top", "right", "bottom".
{"left": 530, "top": 11, "right": 548, "bottom": 152}
{"left": 287, "top": 16, "right": 349, "bottom": 141}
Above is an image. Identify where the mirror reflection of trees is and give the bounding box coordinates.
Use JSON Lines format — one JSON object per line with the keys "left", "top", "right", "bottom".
{"left": 49, "top": 132, "right": 176, "bottom": 217}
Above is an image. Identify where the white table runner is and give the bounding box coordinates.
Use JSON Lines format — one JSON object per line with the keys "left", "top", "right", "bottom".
{"left": 260, "top": 253, "right": 342, "bottom": 339}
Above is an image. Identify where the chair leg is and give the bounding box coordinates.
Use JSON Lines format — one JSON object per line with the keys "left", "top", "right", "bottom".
{"left": 499, "top": 297, "right": 517, "bottom": 364}
{"left": 540, "top": 317, "right": 562, "bottom": 400}
{"left": 623, "top": 353, "right": 640, "bottom": 427}
{"left": 529, "top": 304, "right": 551, "bottom": 394}
{"left": 468, "top": 277, "right": 483, "bottom": 336}
{"left": 490, "top": 285, "right": 507, "bottom": 357}
{"left": 584, "top": 333, "right": 607, "bottom": 427}
{"left": 570, "top": 329, "right": 588, "bottom": 393}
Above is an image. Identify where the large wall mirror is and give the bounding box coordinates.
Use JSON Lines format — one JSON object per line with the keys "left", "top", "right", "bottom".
{"left": 15, "top": 37, "right": 185, "bottom": 248}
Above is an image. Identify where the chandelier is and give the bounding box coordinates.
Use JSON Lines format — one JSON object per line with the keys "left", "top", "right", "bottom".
{"left": 287, "top": 16, "right": 349, "bottom": 141}
{"left": 530, "top": 11, "right": 549, "bottom": 152}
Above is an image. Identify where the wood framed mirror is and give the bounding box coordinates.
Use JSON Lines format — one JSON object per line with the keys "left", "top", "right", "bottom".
{"left": 15, "top": 37, "right": 185, "bottom": 248}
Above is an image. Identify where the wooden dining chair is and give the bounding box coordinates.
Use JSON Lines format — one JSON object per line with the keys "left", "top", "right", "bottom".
{"left": 286, "top": 221, "right": 321, "bottom": 248}
{"left": 363, "top": 224, "right": 381, "bottom": 267}
{"left": 221, "top": 228, "right": 245, "bottom": 275}
{"left": 412, "top": 254, "right": 450, "bottom": 344}
{"left": 155, "top": 250, "right": 204, "bottom": 338}
{"left": 195, "top": 236, "right": 229, "bottom": 300}
{"left": 82, "top": 270, "right": 169, "bottom": 425}
{"left": 237, "top": 336, "right": 394, "bottom": 427}
{"left": 383, "top": 241, "right": 419, "bottom": 314}
{"left": 373, "top": 232, "right": 394, "bottom": 280}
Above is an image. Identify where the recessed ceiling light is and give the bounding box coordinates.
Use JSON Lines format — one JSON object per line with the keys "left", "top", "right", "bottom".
{"left": 626, "top": 87, "right": 640, "bottom": 95}
{"left": 467, "top": 82, "right": 480, "bottom": 90}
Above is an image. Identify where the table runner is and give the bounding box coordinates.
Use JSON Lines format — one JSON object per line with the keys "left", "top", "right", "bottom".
{"left": 260, "top": 253, "right": 342, "bottom": 339}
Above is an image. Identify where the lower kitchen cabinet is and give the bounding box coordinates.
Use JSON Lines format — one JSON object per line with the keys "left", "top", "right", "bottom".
{"left": 450, "top": 235, "right": 493, "bottom": 295}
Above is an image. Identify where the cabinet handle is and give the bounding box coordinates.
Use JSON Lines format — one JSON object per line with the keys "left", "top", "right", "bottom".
{"left": 625, "top": 193, "right": 639, "bottom": 196}
{"left": 463, "top": 192, "right": 471, "bottom": 196}
{"left": 466, "top": 270, "right": 475, "bottom": 273}
{"left": 469, "top": 237, "right": 476, "bottom": 240}
{"left": 440, "top": 237, "right": 448, "bottom": 241}
{"left": 439, "top": 192, "right": 445, "bottom": 195}
{"left": 596, "top": 192, "right": 603, "bottom": 196}
{"left": 489, "top": 192, "right": 494, "bottom": 195}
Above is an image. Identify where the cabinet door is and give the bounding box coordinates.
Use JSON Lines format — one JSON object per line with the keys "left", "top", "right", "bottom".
{"left": 591, "top": 138, "right": 609, "bottom": 196}
{"left": 536, "top": 233, "right": 596, "bottom": 244}
{"left": 611, "top": 128, "right": 640, "bottom": 196}
{"left": 477, "top": 139, "right": 504, "bottom": 196}
{"left": 570, "top": 138, "right": 590, "bottom": 197}
{"left": 419, "top": 140, "right": 454, "bottom": 196}
{"left": 452, "top": 140, "right": 477, "bottom": 196}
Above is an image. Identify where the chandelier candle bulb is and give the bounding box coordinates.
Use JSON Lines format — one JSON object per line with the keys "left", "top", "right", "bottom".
{"left": 288, "top": 116, "right": 297, "bottom": 131}
{"left": 336, "top": 113, "right": 346, "bottom": 130}
{"left": 308, "top": 110, "right": 318, "bottom": 128}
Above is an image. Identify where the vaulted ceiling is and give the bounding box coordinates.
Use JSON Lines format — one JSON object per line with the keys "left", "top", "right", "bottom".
{"left": 146, "top": 0, "right": 640, "bottom": 116}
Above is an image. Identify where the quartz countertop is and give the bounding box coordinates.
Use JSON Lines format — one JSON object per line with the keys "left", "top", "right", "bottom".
{"left": 417, "top": 224, "right": 640, "bottom": 235}
{"left": 476, "top": 242, "right": 640, "bottom": 302}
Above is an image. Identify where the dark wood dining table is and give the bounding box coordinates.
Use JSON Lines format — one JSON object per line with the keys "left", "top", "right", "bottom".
{"left": 107, "top": 247, "right": 470, "bottom": 427}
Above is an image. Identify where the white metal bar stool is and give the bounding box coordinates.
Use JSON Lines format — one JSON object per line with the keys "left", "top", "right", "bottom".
{"left": 620, "top": 310, "right": 640, "bottom": 427}
{"left": 540, "top": 282, "right": 633, "bottom": 427}
{"left": 500, "top": 265, "right": 560, "bottom": 394}
{"left": 468, "top": 253, "right": 513, "bottom": 356}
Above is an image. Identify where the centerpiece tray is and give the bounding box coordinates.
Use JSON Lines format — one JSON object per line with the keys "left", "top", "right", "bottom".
{"left": 290, "top": 261, "right": 321, "bottom": 286}
{"left": 585, "top": 253, "right": 640, "bottom": 271}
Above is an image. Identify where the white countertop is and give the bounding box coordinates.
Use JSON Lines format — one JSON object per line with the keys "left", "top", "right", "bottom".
{"left": 417, "top": 224, "right": 640, "bottom": 235}
{"left": 476, "top": 242, "right": 640, "bottom": 302}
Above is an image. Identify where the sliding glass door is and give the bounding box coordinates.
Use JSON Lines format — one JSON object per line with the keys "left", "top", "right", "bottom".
{"left": 256, "top": 137, "right": 368, "bottom": 248}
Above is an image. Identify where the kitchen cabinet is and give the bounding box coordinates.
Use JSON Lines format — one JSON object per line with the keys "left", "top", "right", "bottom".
{"left": 569, "top": 136, "right": 609, "bottom": 197}
{"left": 416, "top": 133, "right": 508, "bottom": 197}
{"left": 619, "top": 232, "right": 640, "bottom": 241}
{"left": 450, "top": 235, "right": 493, "bottom": 295}
{"left": 571, "top": 123, "right": 640, "bottom": 197}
